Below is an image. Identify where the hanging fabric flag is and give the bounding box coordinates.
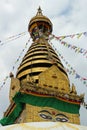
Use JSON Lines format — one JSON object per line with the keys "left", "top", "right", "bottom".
{"left": 77, "top": 33, "right": 82, "bottom": 39}
{"left": 82, "top": 77, "right": 87, "bottom": 80}
{"left": 61, "top": 36, "right": 66, "bottom": 40}
{"left": 12, "top": 38, "right": 31, "bottom": 72}
{"left": 50, "top": 31, "right": 87, "bottom": 42}
{"left": 0, "top": 38, "right": 31, "bottom": 91}
{"left": 53, "top": 38, "right": 87, "bottom": 58}
{"left": 75, "top": 74, "right": 80, "bottom": 79}
{"left": 49, "top": 35, "right": 55, "bottom": 40}
{"left": 49, "top": 41, "right": 87, "bottom": 87}
{"left": 83, "top": 32, "right": 87, "bottom": 36}
{"left": 70, "top": 34, "right": 75, "bottom": 38}
{"left": 0, "top": 31, "right": 28, "bottom": 47}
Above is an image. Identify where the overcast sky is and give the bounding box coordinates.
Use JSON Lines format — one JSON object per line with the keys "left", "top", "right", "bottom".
{"left": 0, "top": 0, "right": 87, "bottom": 126}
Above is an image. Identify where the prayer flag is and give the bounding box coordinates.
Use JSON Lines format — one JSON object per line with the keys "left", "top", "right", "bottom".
{"left": 77, "top": 33, "right": 82, "bottom": 38}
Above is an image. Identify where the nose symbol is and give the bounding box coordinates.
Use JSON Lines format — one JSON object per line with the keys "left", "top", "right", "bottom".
{"left": 52, "top": 118, "right": 56, "bottom": 122}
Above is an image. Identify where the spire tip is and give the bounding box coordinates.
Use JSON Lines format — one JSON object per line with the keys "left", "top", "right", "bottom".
{"left": 36, "top": 6, "right": 43, "bottom": 16}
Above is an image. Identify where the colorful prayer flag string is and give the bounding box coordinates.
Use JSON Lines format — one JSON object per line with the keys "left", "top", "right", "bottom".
{"left": 50, "top": 31, "right": 87, "bottom": 40}
{"left": 50, "top": 35, "right": 87, "bottom": 58}
{"left": 0, "top": 31, "right": 28, "bottom": 46}
{"left": 12, "top": 38, "right": 31, "bottom": 72}
{"left": 49, "top": 42, "right": 87, "bottom": 87}
{"left": 0, "top": 38, "right": 31, "bottom": 91}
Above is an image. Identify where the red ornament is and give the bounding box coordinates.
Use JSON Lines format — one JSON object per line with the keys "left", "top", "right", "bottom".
{"left": 52, "top": 111, "right": 55, "bottom": 115}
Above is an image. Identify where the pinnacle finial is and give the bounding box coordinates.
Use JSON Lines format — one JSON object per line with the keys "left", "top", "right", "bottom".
{"left": 36, "top": 6, "right": 43, "bottom": 16}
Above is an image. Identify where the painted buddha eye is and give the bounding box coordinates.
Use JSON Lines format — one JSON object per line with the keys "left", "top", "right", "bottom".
{"left": 55, "top": 113, "right": 69, "bottom": 122}
{"left": 39, "top": 113, "right": 52, "bottom": 120}
{"left": 55, "top": 118, "right": 61, "bottom": 121}
{"left": 61, "top": 118, "right": 68, "bottom": 122}
{"left": 56, "top": 117, "right": 68, "bottom": 122}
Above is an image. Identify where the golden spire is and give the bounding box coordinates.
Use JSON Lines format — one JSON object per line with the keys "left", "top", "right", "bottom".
{"left": 28, "top": 7, "right": 52, "bottom": 40}
{"left": 17, "top": 8, "right": 68, "bottom": 83}
{"left": 36, "top": 6, "right": 43, "bottom": 16}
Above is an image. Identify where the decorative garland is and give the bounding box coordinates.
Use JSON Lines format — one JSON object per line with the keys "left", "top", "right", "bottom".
{"left": 49, "top": 34, "right": 87, "bottom": 58}
{"left": 0, "top": 31, "right": 28, "bottom": 46}
{"left": 0, "top": 91, "right": 80, "bottom": 125}
{"left": 0, "top": 30, "right": 87, "bottom": 110}
{"left": 0, "top": 38, "right": 31, "bottom": 91}
{"left": 50, "top": 41, "right": 87, "bottom": 109}
{"left": 49, "top": 42, "right": 87, "bottom": 87}
{"left": 50, "top": 31, "right": 87, "bottom": 40}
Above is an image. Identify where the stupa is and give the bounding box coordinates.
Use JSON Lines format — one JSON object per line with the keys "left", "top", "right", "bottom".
{"left": 0, "top": 7, "right": 84, "bottom": 126}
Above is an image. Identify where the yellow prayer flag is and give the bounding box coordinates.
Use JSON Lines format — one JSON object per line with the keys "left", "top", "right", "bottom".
{"left": 77, "top": 33, "right": 82, "bottom": 39}
{"left": 61, "top": 36, "right": 65, "bottom": 40}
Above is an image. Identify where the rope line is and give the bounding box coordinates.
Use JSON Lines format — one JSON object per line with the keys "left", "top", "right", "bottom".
{"left": 0, "top": 37, "right": 31, "bottom": 91}
{"left": 49, "top": 42, "right": 87, "bottom": 87}
{"left": 50, "top": 34, "right": 87, "bottom": 58}
{"left": 0, "top": 31, "right": 28, "bottom": 46}
{"left": 50, "top": 31, "right": 87, "bottom": 40}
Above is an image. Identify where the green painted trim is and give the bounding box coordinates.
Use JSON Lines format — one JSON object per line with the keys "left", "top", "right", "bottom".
{"left": 0, "top": 103, "right": 24, "bottom": 126}
{"left": 0, "top": 92, "right": 80, "bottom": 126}
{"left": 13, "top": 92, "right": 80, "bottom": 114}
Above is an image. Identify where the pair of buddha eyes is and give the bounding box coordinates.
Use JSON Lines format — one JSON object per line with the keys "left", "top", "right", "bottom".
{"left": 38, "top": 110, "right": 68, "bottom": 122}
